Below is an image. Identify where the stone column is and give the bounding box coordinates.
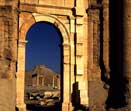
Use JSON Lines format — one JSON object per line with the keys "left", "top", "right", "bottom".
{"left": 57, "top": 76, "right": 60, "bottom": 89}
{"left": 123, "top": 0, "right": 131, "bottom": 109}
{"left": 36, "top": 73, "right": 39, "bottom": 86}
{"left": 16, "top": 40, "right": 27, "bottom": 111}
{"left": 52, "top": 75, "right": 55, "bottom": 88}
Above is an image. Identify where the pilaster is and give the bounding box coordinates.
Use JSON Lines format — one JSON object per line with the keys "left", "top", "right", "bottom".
{"left": 71, "top": 0, "right": 89, "bottom": 107}
{"left": 87, "top": 7, "right": 101, "bottom": 80}
{"left": 16, "top": 40, "right": 27, "bottom": 111}
{"left": 62, "top": 43, "right": 73, "bottom": 111}
{"left": 87, "top": 3, "right": 108, "bottom": 111}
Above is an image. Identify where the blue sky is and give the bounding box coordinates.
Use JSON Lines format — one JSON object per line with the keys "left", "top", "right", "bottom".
{"left": 25, "top": 22, "right": 62, "bottom": 73}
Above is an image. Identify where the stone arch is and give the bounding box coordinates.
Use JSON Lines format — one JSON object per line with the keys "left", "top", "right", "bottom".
{"left": 17, "top": 12, "right": 72, "bottom": 111}
{"left": 19, "top": 12, "right": 36, "bottom": 41}
{"left": 19, "top": 13, "right": 70, "bottom": 44}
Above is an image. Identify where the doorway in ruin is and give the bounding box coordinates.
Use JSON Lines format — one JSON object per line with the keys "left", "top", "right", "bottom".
{"left": 17, "top": 13, "right": 71, "bottom": 111}
{"left": 24, "top": 22, "right": 63, "bottom": 110}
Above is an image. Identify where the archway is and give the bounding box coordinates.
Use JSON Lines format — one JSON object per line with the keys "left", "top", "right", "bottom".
{"left": 25, "top": 21, "right": 63, "bottom": 110}
{"left": 17, "top": 12, "right": 71, "bottom": 111}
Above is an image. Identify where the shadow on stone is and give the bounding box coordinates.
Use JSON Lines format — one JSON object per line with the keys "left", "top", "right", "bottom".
{"left": 15, "top": 107, "right": 19, "bottom": 111}
{"left": 105, "top": 0, "right": 127, "bottom": 110}
{"left": 71, "top": 82, "right": 89, "bottom": 111}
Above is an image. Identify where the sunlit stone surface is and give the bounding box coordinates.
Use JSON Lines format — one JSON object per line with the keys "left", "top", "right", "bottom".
{"left": 1, "top": 0, "right": 131, "bottom": 111}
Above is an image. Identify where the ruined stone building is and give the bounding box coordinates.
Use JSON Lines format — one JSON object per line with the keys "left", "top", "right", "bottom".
{"left": 0, "top": 0, "right": 131, "bottom": 111}
{"left": 25, "top": 65, "right": 60, "bottom": 89}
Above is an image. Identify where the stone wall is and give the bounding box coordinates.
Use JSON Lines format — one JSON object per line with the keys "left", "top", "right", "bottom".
{"left": 0, "top": 0, "right": 123, "bottom": 111}
{"left": 0, "top": 0, "right": 18, "bottom": 111}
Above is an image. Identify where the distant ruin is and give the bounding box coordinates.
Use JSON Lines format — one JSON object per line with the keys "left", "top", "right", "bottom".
{"left": 24, "top": 65, "right": 60, "bottom": 108}
{"left": 25, "top": 65, "right": 60, "bottom": 89}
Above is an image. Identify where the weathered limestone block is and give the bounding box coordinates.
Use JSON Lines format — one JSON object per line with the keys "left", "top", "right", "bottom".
{"left": 75, "top": 0, "right": 85, "bottom": 16}
{"left": 0, "top": 1, "right": 18, "bottom": 111}
{"left": 25, "top": 0, "right": 39, "bottom": 4}
{"left": 88, "top": 80, "right": 107, "bottom": 111}
{"left": 0, "top": 6, "right": 17, "bottom": 79}
{"left": 0, "top": 0, "right": 4, "bottom": 5}
{"left": 0, "top": 79, "right": 16, "bottom": 111}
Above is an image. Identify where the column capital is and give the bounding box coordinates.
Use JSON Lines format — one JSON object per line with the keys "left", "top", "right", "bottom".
{"left": 18, "top": 40, "right": 28, "bottom": 47}
{"left": 87, "top": 8, "right": 100, "bottom": 23}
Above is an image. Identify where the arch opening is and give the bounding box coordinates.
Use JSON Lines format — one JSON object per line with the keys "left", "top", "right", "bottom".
{"left": 17, "top": 13, "right": 71, "bottom": 111}
{"left": 25, "top": 22, "right": 63, "bottom": 110}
